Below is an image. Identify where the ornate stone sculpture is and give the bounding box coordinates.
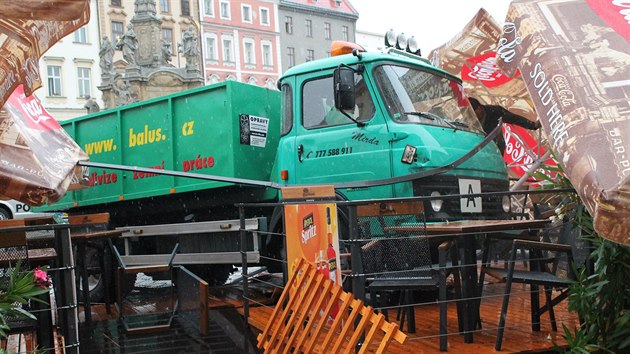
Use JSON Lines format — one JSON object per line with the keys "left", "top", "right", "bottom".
{"left": 121, "top": 23, "right": 138, "bottom": 66}
{"left": 178, "top": 25, "right": 199, "bottom": 68}
{"left": 99, "top": 36, "right": 115, "bottom": 77}
{"left": 112, "top": 76, "right": 135, "bottom": 106}
{"left": 83, "top": 95, "right": 100, "bottom": 114}
{"left": 161, "top": 39, "right": 172, "bottom": 66}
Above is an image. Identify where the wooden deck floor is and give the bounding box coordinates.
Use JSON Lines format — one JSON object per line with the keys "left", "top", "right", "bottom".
{"left": 75, "top": 269, "right": 579, "bottom": 354}
{"left": 239, "top": 274, "right": 580, "bottom": 353}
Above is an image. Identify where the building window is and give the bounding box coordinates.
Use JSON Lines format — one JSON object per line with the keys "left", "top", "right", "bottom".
{"left": 111, "top": 21, "right": 124, "bottom": 45}
{"left": 306, "top": 49, "right": 314, "bottom": 62}
{"left": 260, "top": 8, "right": 269, "bottom": 26}
{"left": 47, "top": 65, "right": 62, "bottom": 97}
{"left": 220, "top": 0, "right": 230, "bottom": 19}
{"left": 162, "top": 28, "right": 174, "bottom": 52}
{"left": 222, "top": 36, "right": 234, "bottom": 62}
{"left": 74, "top": 26, "right": 88, "bottom": 43}
{"left": 305, "top": 19, "right": 312, "bottom": 37}
{"left": 285, "top": 16, "right": 293, "bottom": 34}
{"left": 243, "top": 39, "right": 255, "bottom": 65}
{"left": 287, "top": 47, "right": 295, "bottom": 68}
{"left": 160, "top": 0, "right": 170, "bottom": 13}
{"left": 203, "top": 0, "right": 214, "bottom": 16}
{"left": 262, "top": 41, "right": 272, "bottom": 66}
{"left": 77, "top": 67, "right": 91, "bottom": 98}
{"left": 342, "top": 26, "right": 349, "bottom": 41}
{"left": 242, "top": 4, "right": 252, "bottom": 23}
{"left": 111, "top": 0, "right": 121, "bottom": 6}
{"left": 205, "top": 35, "right": 217, "bottom": 60}
{"left": 181, "top": 0, "right": 190, "bottom": 16}
{"left": 324, "top": 22, "right": 331, "bottom": 40}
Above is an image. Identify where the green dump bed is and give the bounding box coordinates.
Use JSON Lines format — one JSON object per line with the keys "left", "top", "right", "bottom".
{"left": 47, "top": 81, "right": 280, "bottom": 210}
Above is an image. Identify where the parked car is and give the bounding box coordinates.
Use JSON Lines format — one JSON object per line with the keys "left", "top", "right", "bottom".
{"left": 0, "top": 199, "right": 52, "bottom": 220}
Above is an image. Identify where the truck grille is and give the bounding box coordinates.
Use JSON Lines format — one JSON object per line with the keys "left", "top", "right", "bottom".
{"left": 412, "top": 176, "right": 509, "bottom": 222}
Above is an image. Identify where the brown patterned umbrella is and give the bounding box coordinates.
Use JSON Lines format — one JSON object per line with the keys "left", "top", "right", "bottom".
{"left": 496, "top": 0, "right": 630, "bottom": 245}
{"left": 0, "top": 0, "right": 90, "bottom": 205}
{"left": 0, "top": 0, "right": 90, "bottom": 109}
{"left": 428, "top": 8, "right": 556, "bottom": 183}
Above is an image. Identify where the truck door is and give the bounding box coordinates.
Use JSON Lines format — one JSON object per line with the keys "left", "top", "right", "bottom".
{"left": 293, "top": 73, "right": 393, "bottom": 200}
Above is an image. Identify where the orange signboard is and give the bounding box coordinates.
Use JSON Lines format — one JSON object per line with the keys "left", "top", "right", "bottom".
{"left": 284, "top": 203, "right": 341, "bottom": 285}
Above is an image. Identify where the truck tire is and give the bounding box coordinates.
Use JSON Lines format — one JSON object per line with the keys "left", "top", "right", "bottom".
{"left": 0, "top": 206, "right": 11, "bottom": 220}
{"left": 75, "top": 244, "right": 107, "bottom": 303}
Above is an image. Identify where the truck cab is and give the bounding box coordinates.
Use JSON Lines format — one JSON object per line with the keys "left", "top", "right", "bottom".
{"left": 275, "top": 42, "right": 510, "bottom": 221}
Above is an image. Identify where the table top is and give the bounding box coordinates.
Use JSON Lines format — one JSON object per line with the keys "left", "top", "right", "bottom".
{"left": 385, "top": 219, "right": 550, "bottom": 235}
{"left": 71, "top": 229, "right": 127, "bottom": 240}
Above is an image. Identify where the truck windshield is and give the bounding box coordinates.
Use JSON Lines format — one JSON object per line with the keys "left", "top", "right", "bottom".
{"left": 373, "top": 64, "right": 483, "bottom": 134}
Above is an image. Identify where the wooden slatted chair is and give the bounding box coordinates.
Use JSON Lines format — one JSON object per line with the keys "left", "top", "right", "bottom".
{"left": 257, "top": 257, "right": 407, "bottom": 353}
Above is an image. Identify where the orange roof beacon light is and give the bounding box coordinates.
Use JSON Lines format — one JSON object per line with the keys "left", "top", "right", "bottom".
{"left": 330, "top": 41, "right": 366, "bottom": 57}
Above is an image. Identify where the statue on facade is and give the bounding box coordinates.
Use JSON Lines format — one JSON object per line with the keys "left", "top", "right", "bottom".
{"left": 112, "top": 76, "right": 135, "bottom": 106}
{"left": 161, "top": 39, "right": 173, "bottom": 66}
{"left": 178, "top": 25, "right": 199, "bottom": 69}
{"left": 99, "top": 36, "right": 115, "bottom": 77}
{"left": 135, "top": 0, "right": 157, "bottom": 16}
{"left": 121, "top": 23, "right": 138, "bottom": 66}
{"left": 83, "top": 95, "right": 100, "bottom": 114}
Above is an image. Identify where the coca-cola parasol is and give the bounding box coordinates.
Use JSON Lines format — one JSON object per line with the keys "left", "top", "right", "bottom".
{"left": 496, "top": 0, "right": 630, "bottom": 245}
{"left": 427, "top": 8, "right": 557, "bottom": 182}
{"left": 0, "top": 0, "right": 91, "bottom": 205}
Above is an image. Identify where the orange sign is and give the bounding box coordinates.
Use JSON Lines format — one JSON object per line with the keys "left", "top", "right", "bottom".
{"left": 284, "top": 203, "right": 341, "bottom": 285}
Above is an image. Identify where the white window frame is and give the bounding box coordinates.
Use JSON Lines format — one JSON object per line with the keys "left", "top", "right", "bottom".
{"left": 77, "top": 67, "right": 91, "bottom": 98}
{"left": 47, "top": 65, "right": 62, "bottom": 97}
{"left": 74, "top": 26, "right": 88, "bottom": 43}
{"left": 287, "top": 47, "right": 295, "bottom": 68}
{"left": 241, "top": 4, "right": 252, "bottom": 24}
{"left": 204, "top": 33, "right": 218, "bottom": 61}
{"left": 342, "top": 26, "right": 349, "bottom": 41}
{"left": 203, "top": 0, "right": 214, "bottom": 17}
{"left": 160, "top": 0, "right": 170, "bottom": 13}
{"left": 261, "top": 40, "right": 273, "bottom": 67}
{"left": 220, "top": 0, "right": 230, "bottom": 20}
{"left": 306, "top": 49, "right": 314, "bottom": 62}
{"left": 259, "top": 7, "right": 270, "bottom": 26}
{"left": 243, "top": 38, "right": 255, "bottom": 65}
{"left": 305, "top": 19, "right": 312, "bottom": 37}
{"left": 324, "top": 22, "right": 331, "bottom": 40}
{"left": 222, "top": 35, "right": 234, "bottom": 62}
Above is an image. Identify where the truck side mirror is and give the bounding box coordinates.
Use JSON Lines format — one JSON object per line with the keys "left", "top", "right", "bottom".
{"left": 334, "top": 67, "right": 355, "bottom": 111}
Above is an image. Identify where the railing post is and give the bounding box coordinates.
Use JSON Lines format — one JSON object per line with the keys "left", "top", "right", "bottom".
{"left": 239, "top": 204, "right": 250, "bottom": 354}
{"left": 54, "top": 226, "right": 79, "bottom": 353}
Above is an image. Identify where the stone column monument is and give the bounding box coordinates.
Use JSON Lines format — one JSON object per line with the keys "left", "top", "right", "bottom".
{"left": 99, "top": 0, "right": 203, "bottom": 109}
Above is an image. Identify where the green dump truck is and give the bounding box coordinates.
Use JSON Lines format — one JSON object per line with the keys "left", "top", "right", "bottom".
{"left": 37, "top": 42, "right": 511, "bottom": 296}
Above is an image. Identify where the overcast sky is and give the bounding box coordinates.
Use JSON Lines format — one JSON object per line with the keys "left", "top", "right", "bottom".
{"left": 352, "top": 0, "right": 512, "bottom": 54}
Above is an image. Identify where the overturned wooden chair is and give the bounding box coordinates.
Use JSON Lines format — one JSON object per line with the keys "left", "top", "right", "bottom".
{"left": 257, "top": 257, "right": 407, "bottom": 353}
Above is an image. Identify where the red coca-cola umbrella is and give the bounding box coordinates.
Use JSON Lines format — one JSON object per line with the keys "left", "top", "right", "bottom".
{"left": 496, "top": 0, "right": 630, "bottom": 245}
{"left": 0, "top": 0, "right": 91, "bottom": 205}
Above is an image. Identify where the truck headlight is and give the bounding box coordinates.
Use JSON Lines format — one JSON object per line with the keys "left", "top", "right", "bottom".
{"left": 430, "top": 191, "right": 443, "bottom": 212}
{"left": 385, "top": 29, "right": 396, "bottom": 47}
{"left": 502, "top": 195, "right": 511, "bottom": 213}
{"left": 407, "top": 36, "right": 420, "bottom": 56}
